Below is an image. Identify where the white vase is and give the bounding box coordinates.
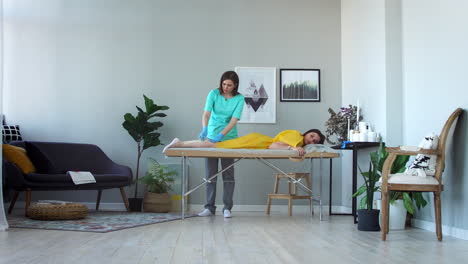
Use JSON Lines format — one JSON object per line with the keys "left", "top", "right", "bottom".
{"left": 374, "top": 199, "right": 407, "bottom": 230}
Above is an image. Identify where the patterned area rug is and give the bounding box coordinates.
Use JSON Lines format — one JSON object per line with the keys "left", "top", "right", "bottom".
{"left": 7, "top": 211, "right": 196, "bottom": 233}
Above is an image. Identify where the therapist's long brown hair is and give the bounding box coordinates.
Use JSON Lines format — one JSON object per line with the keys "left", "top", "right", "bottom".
{"left": 218, "top": 71, "right": 240, "bottom": 96}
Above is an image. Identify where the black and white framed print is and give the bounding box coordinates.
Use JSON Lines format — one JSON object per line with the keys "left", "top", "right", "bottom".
{"left": 280, "top": 69, "right": 320, "bottom": 102}
{"left": 235, "top": 67, "right": 276, "bottom": 123}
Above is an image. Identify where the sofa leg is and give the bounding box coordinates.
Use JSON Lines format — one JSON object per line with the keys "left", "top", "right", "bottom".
{"left": 120, "top": 187, "right": 130, "bottom": 211}
{"left": 25, "top": 189, "right": 32, "bottom": 217}
{"left": 96, "top": 190, "right": 103, "bottom": 211}
{"left": 8, "top": 191, "right": 20, "bottom": 214}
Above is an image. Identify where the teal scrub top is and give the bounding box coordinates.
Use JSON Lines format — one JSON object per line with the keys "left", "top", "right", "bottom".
{"left": 204, "top": 89, "right": 245, "bottom": 141}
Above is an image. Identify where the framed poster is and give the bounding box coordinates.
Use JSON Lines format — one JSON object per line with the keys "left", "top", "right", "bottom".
{"left": 280, "top": 69, "right": 320, "bottom": 102}
{"left": 235, "top": 67, "right": 276, "bottom": 123}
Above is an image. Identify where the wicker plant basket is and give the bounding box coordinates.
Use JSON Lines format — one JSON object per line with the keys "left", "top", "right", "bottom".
{"left": 27, "top": 203, "right": 88, "bottom": 220}
{"left": 143, "top": 192, "right": 171, "bottom": 213}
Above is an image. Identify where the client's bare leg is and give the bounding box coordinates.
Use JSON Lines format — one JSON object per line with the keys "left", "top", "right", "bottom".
{"left": 176, "top": 140, "right": 216, "bottom": 148}
{"left": 163, "top": 138, "right": 216, "bottom": 153}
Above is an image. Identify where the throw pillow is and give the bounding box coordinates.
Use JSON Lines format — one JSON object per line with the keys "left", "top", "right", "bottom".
{"left": 2, "top": 125, "right": 23, "bottom": 143}
{"left": 24, "top": 142, "right": 59, "bottom": 173}
{"left": 405, "top": 132, "right": 439, "bottom": 177}
{"left": 2, "top": 144, "right": 36, "bottom": 174}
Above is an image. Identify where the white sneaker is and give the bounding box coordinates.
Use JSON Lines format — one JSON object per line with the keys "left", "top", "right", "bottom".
{"left": 198, "top": 209, "right": 213, "bottom": 217}
{"left": 223, "top": 209, "right": 232, "bottom": 218}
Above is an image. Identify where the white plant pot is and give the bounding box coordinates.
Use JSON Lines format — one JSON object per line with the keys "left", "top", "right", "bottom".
{"left": 374, "top": 199, "right": 406, "bottom": 230}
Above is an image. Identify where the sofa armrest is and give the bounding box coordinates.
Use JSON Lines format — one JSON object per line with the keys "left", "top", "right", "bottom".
{"left": 107, "top": 163, "right": 133, "bottom": 184}
{"left": 4, "top": 160, "right": 27, "bottom": 190}
{"left": 109, "top": 163, "right": 132, "bottom": 174}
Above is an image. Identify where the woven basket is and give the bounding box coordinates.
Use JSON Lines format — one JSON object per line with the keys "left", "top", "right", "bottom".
{"left": 27, "top": 203, "right": 88, "bottom": 220}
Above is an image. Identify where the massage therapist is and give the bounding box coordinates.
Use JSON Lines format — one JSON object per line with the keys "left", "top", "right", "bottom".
{"left": 197, "top": 71, "right": 245, "bottom": 218}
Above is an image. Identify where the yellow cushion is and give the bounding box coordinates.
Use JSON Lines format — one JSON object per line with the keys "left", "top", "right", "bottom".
{"left": 2, "top": 144, "right": 36, "bottom": 174}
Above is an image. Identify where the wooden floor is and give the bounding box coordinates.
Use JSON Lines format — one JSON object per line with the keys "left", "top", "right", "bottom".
{"left": 1, "top": 211, "right": 468, "bottom": 264}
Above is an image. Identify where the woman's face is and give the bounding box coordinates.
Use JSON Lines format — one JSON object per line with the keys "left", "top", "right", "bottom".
{"left": 222, "top": 79, "right": 236, "bottom": 95}
{"left": 304, "top": 132, "right": 321, "bottom": 145}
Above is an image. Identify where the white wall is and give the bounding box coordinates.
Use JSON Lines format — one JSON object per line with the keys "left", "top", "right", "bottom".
{"left": 385, "top": 0, "right": 403, "bottom": 146}
{"left": 341, "top": 0, "right": 387, "bottom": 208}
{"left": 342, "top": 0, "right": 468, "bottom": 238}
{"left": 402, "top": 0, "right": 468, "bottom": 231}
{"left": 3, "top": 0, "right": 342, "bottom": 206}
{"left": 0, "top": 0, "right": 9, "bottom": 231}
{"left": 341, "top": 0, "right": 387, "bottom": 136}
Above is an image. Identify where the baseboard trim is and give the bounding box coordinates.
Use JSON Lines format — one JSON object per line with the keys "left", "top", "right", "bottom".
{"left": 412, "top": 218, "right": 468, "bottom": 241}
{"left": 188, "top": 204, "right": 351, "bottom": 214}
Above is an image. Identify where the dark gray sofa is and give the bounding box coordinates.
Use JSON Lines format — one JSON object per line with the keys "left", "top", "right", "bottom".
{"left": 4, "top": 141, "right": 132, "bottom": 215}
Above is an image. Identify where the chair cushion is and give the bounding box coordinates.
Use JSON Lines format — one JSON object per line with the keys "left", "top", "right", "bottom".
{"left": 2, "top": 144, "right": 36, "bottom": 174}
{"left": 25, "top": 142, "right": 61, "bottom": 174}
{"left": 2, "top": 125, "right": 23, "bottom": 143}
{"left": 382, "top": 173, "right": 440, "bottom": 185}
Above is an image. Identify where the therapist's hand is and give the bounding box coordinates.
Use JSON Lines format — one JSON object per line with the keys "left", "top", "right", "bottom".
{"left": 210, "top": 133, "right": 224, "bottom": 143}
{"left": 199, "top": 127, "right": 208, "bottom": 141}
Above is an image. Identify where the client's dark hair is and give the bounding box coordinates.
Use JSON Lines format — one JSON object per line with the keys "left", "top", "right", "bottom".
{"left": 303, "top": 129, "right": 325, "bottom": 144}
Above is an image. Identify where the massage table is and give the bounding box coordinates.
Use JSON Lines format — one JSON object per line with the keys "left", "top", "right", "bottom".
{"left": 164, "top": 145, "right": 340, "bottom": 220}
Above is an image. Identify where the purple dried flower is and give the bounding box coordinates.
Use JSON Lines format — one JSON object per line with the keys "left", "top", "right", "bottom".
{"left": 324, "top": 105, "right": 363, "bottom": 145}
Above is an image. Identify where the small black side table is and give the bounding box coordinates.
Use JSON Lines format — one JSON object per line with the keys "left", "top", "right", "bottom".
{"left": 331, "top": 142, "right": 381, "bottom": 223}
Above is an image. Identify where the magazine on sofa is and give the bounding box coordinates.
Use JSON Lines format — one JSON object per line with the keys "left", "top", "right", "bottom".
{"left": 67, "top": 171, "right": 96, "bottom": 185}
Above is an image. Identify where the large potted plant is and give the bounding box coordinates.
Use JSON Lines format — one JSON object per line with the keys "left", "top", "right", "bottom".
{"left": 380, "top": 149, "right": 428, "bottom": 229}
{"left": 353, "top": 142, "right": 428, "bottom": 230}
{"left": 139, "top": 158, "right": 176, "bottom": 213}
{"left": 122, "top": 95, "right": 169, "bottom": 211}
{"left": 352, "top": 143, "right": 384, "bottom": 231}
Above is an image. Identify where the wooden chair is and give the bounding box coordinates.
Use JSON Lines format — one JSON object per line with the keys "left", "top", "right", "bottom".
{"left": 266, "top": 173, "right": 311, "bottom": 216}
{"left": 380, "top": 108, "right": 463, "bottom": 241}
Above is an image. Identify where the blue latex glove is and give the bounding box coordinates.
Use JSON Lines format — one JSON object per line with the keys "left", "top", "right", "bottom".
{"left": 210, "top": 133, "right": 224, "bottom": 143}
{"left": 199, "top": 127, "right": 208, "bottom": 141}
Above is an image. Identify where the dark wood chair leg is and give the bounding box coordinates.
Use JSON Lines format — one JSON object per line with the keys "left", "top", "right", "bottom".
{"left": 266, "top": 196, "right": 272, "bottom": 215}
{"left": 96, "top": 190, "right": 103, "bottom": 211}
{"left": 381, "top": 190, "right": 388, "bottom": 241}
{"left": 385, "top": 192, "right": 390, "bottom": 234}
{"left": 8, "top": 191, "right": 20, "bottom": 214}
{"left": 25, "top": 189, "right": 32, "bottom": 217}
{"left": 434, "top": 192, "right": 443, "bottom": 241}
{"left": 120, "top": 187, "right": 130, "bottom": 211}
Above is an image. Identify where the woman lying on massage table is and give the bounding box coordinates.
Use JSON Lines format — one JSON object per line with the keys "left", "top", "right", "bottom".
{"left": 163, "top": 129, "right": 325, "bottom": 156}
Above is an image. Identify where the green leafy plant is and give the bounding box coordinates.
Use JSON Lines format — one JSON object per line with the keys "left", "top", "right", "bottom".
{"left": 138, "top": 158, "right": 176, "bottom": 193}
{"left": 353, "top": 141, "right": 428, "bottom": 214}
{"left": 325, "top": 105, "right": 362, "bottom": 145}
{"left": 352, "top": 141, "right": 387, "bottom": 210}
{"left": 122, "top": 95, "right": 169, "bottom": 198}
